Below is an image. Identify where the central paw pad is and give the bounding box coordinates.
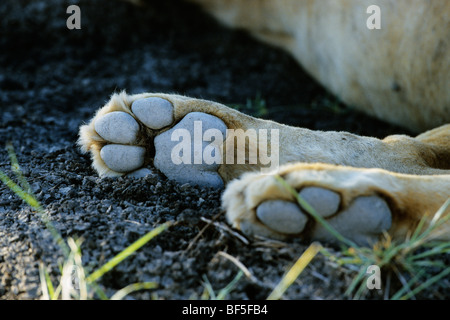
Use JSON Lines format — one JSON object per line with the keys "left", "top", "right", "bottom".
{"left": 154, "top": 112, "right": 227, "bottom": 188}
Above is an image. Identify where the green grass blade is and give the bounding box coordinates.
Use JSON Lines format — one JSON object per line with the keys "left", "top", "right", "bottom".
{"left": 0, "top": 170, "right": 70, "bottom": 256}
{"left": 86, "top": 221, "right": 172, "bottom": 284}
{"left": 411, "top": 199, "right": 450, "bottom": 244}
{"left": 39, "top": 263, "right": 54, "bottom": 300}
{"left": 409, "top": 215, "right": 428, "bottom": 243}
{"left": 0, "top": 170, "right": 41, "bottom": 209}
{"left": 378, "top": 244, "right": 404, "bottom": 266}
{"left": 410, "top": 242, "right": 450, "bottom": 261}
{"left": 353, "top": 279, "right": 369, "bottom": 300}
{"left": 429, "top": 198, "right": 450, "bottom": 227}
{"left": 6, "top": 142, "right": 32, "bottom": 193}
{"left": 67, "top": 238, "right": 89, "bottom": 300}
{"left": 89, "top": 281, "right": 109, "bottom": 300}
{"left": 390, "top": 269, "right": 425, "bottom": 300}
{"left": 344, "top": 263, "right": 371, "bottom": 298}
{"left": 201, "top": 275, "right": 216, "bottom": 300}
{"left": 397, "top": 267, "right": 450, "bottom": 300}
{"left": 216, "top": 271, "right": 244, "bottom": 300}
{"left": 412, "top": 260, "right": 446, "bottom": 268}
{"left": 52, "top": 283, "right": 62, "bottom": 300}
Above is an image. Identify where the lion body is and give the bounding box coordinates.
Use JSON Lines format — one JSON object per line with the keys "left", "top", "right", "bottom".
{"left": 190, "top": 0, "right": 450, "bottom": 132}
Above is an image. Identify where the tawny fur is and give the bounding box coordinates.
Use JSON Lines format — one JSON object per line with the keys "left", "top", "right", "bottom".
{"left": 189, "top": 0, "right": 450, "bottom": 133}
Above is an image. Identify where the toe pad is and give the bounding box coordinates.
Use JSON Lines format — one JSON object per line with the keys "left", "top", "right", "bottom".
{"left": 256, "top": 200, "right": 307, "bottom": 234}
{"left": 131, "top": 97, "right": 174, "bottom": 130}
{"left": 95, "top": 111, "right": 139, "bottom": 144}
{"left": 313, "top": 196, "right": 392, "bottom": 245}
{"left": 100, "top": 144, "right": 146, "bottom": 173}
{"left": 299, "top": 187, "right": 340, "bottom": 218}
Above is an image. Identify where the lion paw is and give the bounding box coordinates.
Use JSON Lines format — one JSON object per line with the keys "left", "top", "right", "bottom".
{"left": 223, "top": 164, "right": 394, "bottom": 246}
{"left": 79, "top": 94, "right": 228, "bottom": 188}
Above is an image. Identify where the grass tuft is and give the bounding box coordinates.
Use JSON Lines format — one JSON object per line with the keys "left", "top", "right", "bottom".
{"left": 201, "top": 271, "right": 244, "bottom": 300}
{"left": 274, "top": 174, "right": 450, "bottom": 300}
{"left": 3, "top": 142, "right": 448, "bottom": 300}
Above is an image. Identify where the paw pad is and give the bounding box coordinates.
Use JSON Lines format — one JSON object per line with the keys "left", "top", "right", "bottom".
{"left": 253, "top": 186, "right": 392, "bottom": 245}
{"left": 100, "top": 144, "right": 146, "bottom": 173}
{"left": 256, "top": 200, "right": 307, "bottom": 234}
{"left": 95, "top": 111, "right": 139, "bottom": 144}
{"left": 254, "top": 187, "right": 341, "bottom": 236}
{"left": 154, "top": 112, "right": 227, "bottom": 188}
{"left": 313, "top": 195, "right": 392, "bottom": 245}
{"left": 131, "top": 97, "right": 174, "bottom": 129}
{"left": 299, "top": 187, "right": 340, "bottom": 217}
{"left": 94, "top": 97, "right": 229, "bottom": 187}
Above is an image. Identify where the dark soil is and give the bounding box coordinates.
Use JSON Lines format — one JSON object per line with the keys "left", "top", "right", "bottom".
{"left": 2, "top": 0, "right": 442, "bottom": 300}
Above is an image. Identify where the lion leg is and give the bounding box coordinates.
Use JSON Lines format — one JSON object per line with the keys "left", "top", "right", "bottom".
{"left": 79, "top": 92, "right": 449, "bottom": 245}
{"left": 381, "top": 124, "right": 450, "bottom": 172}
{"left": 223, "top": 163, "right": 450, "bottom": 246}
{"left": 78, "top": 91, "right": 295, "bottom": 187}
{"left": 414, "top": 124, "right": 450, "bottom": 169}
{"left": 79, "top": 91, "right": 448, "bottom": 187}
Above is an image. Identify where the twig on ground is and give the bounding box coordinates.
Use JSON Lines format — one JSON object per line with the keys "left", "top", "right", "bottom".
{"left": 183, "top": 211, "right": 223, "bottom": 253}
{"left": 200, "top": 216, "right": 250, "bottom": 245}
{"left": 218, "top": 251, "right": 259, "bottom": 284}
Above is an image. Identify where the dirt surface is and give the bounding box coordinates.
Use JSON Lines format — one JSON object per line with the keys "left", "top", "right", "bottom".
{"left": 2, "top": 0, "right": 441, "bottom": 300}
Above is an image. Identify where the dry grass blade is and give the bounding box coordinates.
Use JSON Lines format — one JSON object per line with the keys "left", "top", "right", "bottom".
{"left": 110, "top": 282, "right": 158, "bottom": 300}
{"left": 184, "top": 211, "right": 223, "bottom": 253}
{"left": 200, "top": 217, "right": 250, "bottom": 245}
{"left": 267, "top": 242, "right": 322, "bottom": 300}
{"left": 218, "top": 251, "right": 259, "bottom": 284}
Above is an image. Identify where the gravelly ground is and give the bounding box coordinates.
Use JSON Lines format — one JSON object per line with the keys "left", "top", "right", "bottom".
{"left": 2, "top": 0, "right": 446, "bottom": 300}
